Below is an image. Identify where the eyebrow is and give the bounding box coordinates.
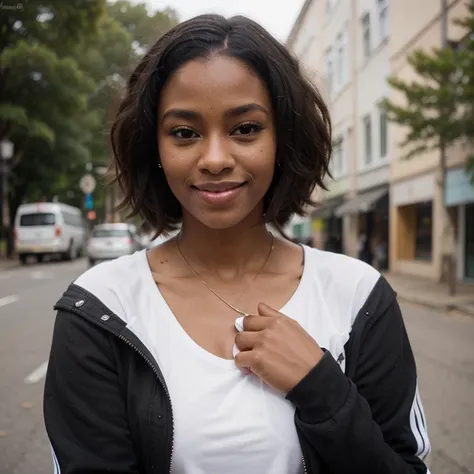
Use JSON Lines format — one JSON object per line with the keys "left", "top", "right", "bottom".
{"left": 161, "top": 103, "right": 269, "bottom": 122}
{"left": 224, "top": 103, "right": 269, "bottom": 118}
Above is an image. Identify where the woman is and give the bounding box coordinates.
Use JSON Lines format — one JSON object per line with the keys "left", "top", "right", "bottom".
{"left": 44, "top": 14, "right": 431, "bottom": 474}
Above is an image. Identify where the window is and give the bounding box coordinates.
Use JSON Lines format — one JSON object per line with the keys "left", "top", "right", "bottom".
{"left": 361, "top": 13, "right": 371, "bottom": 57}
{"left": 63, "top": 211, "right": 84, "bottom": 228}
{"left": 20, "top": 213, "right": 56, "bottom": 226}
{"left": 63, "top": 212, "right": 74, "bottom": 227}
{"left": 92, "top": 229, "right": 131, "bottom": 238}
{"left": 325, "top": 48, "right": 334, "bottom": 95}
{"left": 331, "top": 137, "right": 344, "bottom": 177}
{"left": 377, "top": 0, "right": 389, "bottom": 41}
{"left": 335, "top": 31, "right": 348, "bottom": 88}
{"left": 363, "top": 115, "right": 372, "bottom": 164}
{"left": 379, "top": 109, "right": 388, "bottom": 158}
{"left": 326, "top": 0, "right": 336, "bottom": 17}
{"left": 415, "top": 202, "right": 433, "bottom": 260}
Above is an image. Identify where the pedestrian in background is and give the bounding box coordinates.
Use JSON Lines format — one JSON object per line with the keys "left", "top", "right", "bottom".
{"left": 358, "top": 231, "right": 373, "bottom": 265}
{"left": 44, "top": 14, "right": 430, "bottom": 474}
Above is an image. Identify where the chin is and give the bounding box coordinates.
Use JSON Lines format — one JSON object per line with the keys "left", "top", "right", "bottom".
{"left": 184, "top": 202, "right": 263, "bottom": 231}
{"left": 195, "top": 211, "right": 251, "bottom": 231}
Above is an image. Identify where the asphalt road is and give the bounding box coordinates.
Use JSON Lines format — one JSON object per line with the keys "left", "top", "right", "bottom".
{"left": 0, "top": 259, "right": 473, "bottom": 474}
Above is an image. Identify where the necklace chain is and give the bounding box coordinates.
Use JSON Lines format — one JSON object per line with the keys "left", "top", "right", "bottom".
{"left": 176, "top": 232, "right": 275, "bottom": 317}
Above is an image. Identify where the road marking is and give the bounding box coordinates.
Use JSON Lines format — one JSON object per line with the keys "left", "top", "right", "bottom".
{"left": 30, "top": 270, "right": 52, "bottom": 280}
{"left": 0, "top": 295, "right": 19, "bottom": 308}
{"left": 24, "top": 361, "right": 48, "bottom": 384}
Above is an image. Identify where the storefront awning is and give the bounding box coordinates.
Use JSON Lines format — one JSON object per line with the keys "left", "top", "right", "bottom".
{"left": 311, "top": 196, "right": 346, "bottom": 219}
{"left": 335, "top": 186, "right": 388, "bottom": 217}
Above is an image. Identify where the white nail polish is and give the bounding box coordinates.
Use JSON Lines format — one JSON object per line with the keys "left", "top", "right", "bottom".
{"left": 235, "top": 316, "right": 245, "bottom": 332}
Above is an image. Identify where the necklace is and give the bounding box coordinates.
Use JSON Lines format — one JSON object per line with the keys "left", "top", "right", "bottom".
{"left": 176, "top": 232, "right": 275, "bottom": 317}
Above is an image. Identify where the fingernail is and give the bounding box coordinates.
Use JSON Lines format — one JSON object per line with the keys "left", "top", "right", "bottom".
{"left": 235, "top": 316, "right": 245, "bottom": 332}
{"left": 240, "top": 367, "right": 252, "bottom": 375}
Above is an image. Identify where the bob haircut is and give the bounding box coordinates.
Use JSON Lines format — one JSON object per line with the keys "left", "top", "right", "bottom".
{"left": 111, "top": 14, "right": 332, "bottom": 235}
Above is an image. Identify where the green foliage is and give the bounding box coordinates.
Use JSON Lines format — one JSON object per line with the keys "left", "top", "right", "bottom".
{"left": 382, "top": 0, "right": 474, "bottom": 179}
{"left": 0, "top": 0, "right": 178, "bottom": 222}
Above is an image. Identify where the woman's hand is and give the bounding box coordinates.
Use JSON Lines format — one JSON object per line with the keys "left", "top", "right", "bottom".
{"left": 234, "top": 302, "right": 324, "bottom": 394}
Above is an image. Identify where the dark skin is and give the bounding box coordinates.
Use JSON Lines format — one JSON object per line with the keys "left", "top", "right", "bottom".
{"left": 149, "top": 56, "right": 323, "bottom": 395}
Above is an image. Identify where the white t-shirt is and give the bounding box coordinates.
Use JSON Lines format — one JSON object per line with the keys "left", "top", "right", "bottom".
{"left": 75, "top": 245, "right": 380, "bottom": 474}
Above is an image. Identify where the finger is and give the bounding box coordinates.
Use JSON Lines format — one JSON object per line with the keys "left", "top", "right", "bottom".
{"left": 234, "top": 350, "right": 257, "bottom": 372}
{"left": 242, "top": 315, "right": 272, "bottom": 331}
{"left": 235, "top": 331, "right": 259, "bottom": 351}
{"left": 257, "top": 302, "right": 281, "bottom": 317}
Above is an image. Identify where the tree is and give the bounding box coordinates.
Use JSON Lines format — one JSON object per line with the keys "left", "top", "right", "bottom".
{"left": 453, "top": 0, "right": 474, "bottom": 178}
{"left": 0, "top": 0, "right": 105, "bottom": 150}
{"left": 381, "top": 1, "right": 474, "bottom": 292}
{"left": 1, "top": 1, "right": 178, "bottom": 231}
{"left": 382, "top": 0, "right": 474, "bottom": 174}
{"left": 79, "top": 1, "right": 179, "bottom": 168}
{"left": 0, "top": 1, "right": 105, "bottom": 228}
{"left": 72, "top": 1, "right": 178, "bottom": 223}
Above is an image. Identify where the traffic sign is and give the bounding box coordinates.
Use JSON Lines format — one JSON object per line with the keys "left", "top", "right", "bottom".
{"left": 79, "top": 174, "right": 96, "bottom": 194}
{"left": 85, "top": 193, "right": 94, "bottom": 210}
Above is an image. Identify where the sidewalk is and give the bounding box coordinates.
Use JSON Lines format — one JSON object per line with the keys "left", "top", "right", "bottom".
{"left": 0, "top": 257, "right": 19, "bottom": 272}
{"left": 384, "top": 272, "right": 474, "bottom": 316}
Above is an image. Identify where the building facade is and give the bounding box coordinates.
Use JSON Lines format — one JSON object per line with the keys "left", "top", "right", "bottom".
{"left": 287, "top": 0, "right": 474, "bottom": 280}
{"left": 287, "top": 0, "right": 391, "bottom": 268}
{"left": 388, "top": 0, "right": 474, "bottom": 281}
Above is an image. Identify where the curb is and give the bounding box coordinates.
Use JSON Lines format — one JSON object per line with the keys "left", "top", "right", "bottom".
{"left": 0, "top": 260, "right": 20, "bottom": 272}
{"left": 396, "top": 293, "right": 474, "bottom": 317}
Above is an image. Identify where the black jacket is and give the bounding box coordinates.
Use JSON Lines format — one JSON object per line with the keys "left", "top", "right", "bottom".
{"left": 44, "top": 276, "right": 430, "bottom": 474}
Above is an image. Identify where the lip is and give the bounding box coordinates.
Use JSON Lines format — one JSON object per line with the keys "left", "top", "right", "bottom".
{"left": 193, "top": 181, "right": 246, "bottom": 192}
{"left": 192, "top": 181, "right": 247, "bottom": 205}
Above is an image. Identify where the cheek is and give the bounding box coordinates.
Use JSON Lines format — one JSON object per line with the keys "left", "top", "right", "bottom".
{"left": 252, "top": 141, "right": 277, "bottom": 183}
{"left": 158, "top": 140, "right": 188, "bottom": 181}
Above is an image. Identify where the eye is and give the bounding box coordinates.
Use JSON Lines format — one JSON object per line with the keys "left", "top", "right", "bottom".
{"left": 170, "top": 127, "right": 199, "bottom": 140}
{"left": 231, "top": 122, "right": 263, "bottom": 136}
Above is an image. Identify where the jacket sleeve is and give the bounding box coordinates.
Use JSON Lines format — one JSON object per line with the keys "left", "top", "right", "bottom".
{"left": 286, "top": 297, "right": 431, "bottom": 474}
{"left": 43, "top": 310, "right": 142, "bottom": 473}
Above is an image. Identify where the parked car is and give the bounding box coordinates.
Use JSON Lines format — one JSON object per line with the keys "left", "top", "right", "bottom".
{"left": 87, "top": 223, "right": 139, "bottom": 266}
{"left": 14, "top": 202, "right": 86, "bottom": 264}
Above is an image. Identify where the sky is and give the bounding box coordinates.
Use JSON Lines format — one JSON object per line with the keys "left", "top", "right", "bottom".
{"left": 139, "top": 0, "right": 305, "bottom": 42}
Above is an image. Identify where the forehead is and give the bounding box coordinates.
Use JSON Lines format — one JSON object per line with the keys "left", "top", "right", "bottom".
{"left": 158, "top": 56, "right": 271, "bottom": 114}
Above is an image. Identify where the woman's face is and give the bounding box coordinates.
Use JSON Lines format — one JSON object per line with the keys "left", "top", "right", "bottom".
{"left": 157, "top": 55, "right": 276, "bottom": 230}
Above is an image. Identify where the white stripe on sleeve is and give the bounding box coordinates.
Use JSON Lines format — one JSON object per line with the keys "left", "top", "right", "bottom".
{"left": 409, "top": 380, "right": 431, "bottom": 460}
{"left": 50, "top": 444, "right": 61, "bottom": 474}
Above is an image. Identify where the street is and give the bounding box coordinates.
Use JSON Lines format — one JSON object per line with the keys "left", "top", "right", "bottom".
{"left": 0, "top": 260, "right": 473, "bottom": 474}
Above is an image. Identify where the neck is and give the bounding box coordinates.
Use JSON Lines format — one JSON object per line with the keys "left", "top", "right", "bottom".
{"left": 177, "top": 213, "right": 273, "bottom": 279}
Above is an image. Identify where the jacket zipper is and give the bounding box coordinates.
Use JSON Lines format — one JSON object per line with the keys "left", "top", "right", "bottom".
{"left": 302, "top": 454, "right": 308, "bottom": 473}
{"left": 117, "top": 333, "right": 174, "bottom": 474}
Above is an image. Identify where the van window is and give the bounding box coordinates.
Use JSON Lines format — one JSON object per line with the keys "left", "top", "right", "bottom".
{"left": 92, "top": 229, "right": 131, "bottom": 238}
{"left": 20, "top": 213, "right": 56, "bottom": 226}
{"left": 63, "top": 211, "right": 84, "bottom": 228}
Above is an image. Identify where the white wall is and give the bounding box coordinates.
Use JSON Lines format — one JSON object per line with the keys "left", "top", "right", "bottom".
{"left": 356, "top": 0, "right": 391, "bottom": 175}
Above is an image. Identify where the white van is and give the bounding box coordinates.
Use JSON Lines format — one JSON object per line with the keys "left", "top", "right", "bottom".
{"left": 14, "top": 202, "right": 86, "bottom": 264}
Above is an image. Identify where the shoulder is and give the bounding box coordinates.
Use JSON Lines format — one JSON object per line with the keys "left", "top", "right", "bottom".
{"left": 302, "top": 246, "right": 382, "bottom": 324}
{"left": 73, "top": 251, "right": 148, "bottom": 323}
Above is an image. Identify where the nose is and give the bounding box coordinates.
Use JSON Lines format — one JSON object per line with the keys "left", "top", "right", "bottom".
{"left": 197, "top": 133, "right": 235, "bottom": 175}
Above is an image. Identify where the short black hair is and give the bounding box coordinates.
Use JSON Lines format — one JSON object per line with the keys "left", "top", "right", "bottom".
{"left": 110, "top": 14, "right": 332, "bottom": 235}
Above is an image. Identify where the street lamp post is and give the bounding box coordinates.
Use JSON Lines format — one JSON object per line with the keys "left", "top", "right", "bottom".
{"left": 0, "top": 139, "right": 14, "bottom": 258}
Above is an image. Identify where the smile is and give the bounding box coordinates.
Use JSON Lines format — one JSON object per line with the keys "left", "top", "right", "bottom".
{"left": 192, "top": 182, "right": 248, "bottom": 205}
